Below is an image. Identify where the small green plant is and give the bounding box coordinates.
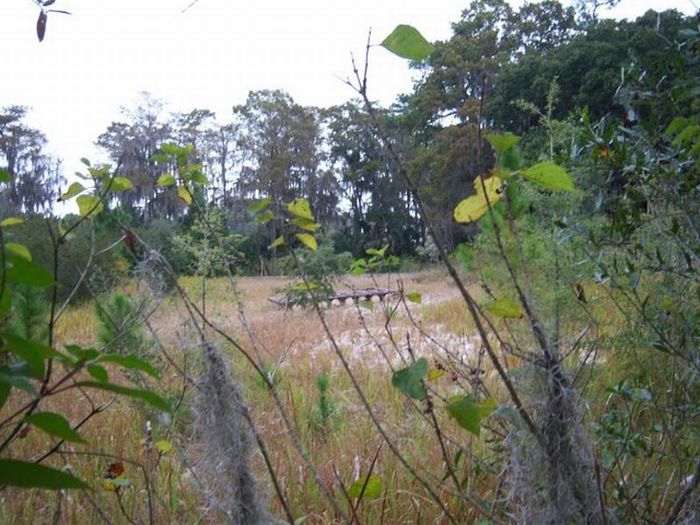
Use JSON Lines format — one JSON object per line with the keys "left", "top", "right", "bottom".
{"left": 95, "top": 292, "right": 149, "bottom": 357}
{"left": 310, "top": 372, "right": 337, "bottom": 432}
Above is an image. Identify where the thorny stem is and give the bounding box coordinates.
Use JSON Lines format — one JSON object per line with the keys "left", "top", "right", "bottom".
{"left": 346, "top": 41, "right": 543, "bottom": 446}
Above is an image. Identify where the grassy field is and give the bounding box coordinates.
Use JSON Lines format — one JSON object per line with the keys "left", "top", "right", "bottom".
{"left": 3, "top": 269, "right": 518, "bottom": 524}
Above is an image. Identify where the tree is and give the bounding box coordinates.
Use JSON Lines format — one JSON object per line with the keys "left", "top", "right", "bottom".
{"left": 0, "top": 106, "right": 63, "bottom": 215}
{"left": 96, "top": 92, "right": 176, "bottom": 223}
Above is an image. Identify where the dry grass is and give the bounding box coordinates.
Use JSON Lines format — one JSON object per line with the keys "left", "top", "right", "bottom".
{"left": 0, "top": 269, "right": 630, "bottom": 524}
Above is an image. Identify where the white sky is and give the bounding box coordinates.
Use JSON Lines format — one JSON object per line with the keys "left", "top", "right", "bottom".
{"left": 1, "top": 0, "right": 696, "bottom": 186}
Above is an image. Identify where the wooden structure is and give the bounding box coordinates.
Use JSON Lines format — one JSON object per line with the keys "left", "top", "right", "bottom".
{"left": 268, "top": 287, "right": 397, "bottom": 308}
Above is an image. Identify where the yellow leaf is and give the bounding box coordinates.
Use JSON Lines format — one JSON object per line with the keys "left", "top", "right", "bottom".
{"left": 154, "top": 439, "right": 173, "bottom": 454}
{"left": 0, "top": 217, "right": 24, "bottom": 227}
{"left": 286, "top": 199, "right": 314, "bottom": 220}
{"left": 428, "top": 368, "right": 445, "bottom": 381}
{"left": 454, "top": 175, "right": 503, "bottom": 224}
{"left": 295, "top": 233, "right": 317, "bottom": 251}
{"left": 177, "top": 185, "right": 193, "bottom": 205}
{"left": 102, "top": 479, "right": 116, "bottom": 491}
{"left": 269, "top": 236, "right": 285, "bottom": 249}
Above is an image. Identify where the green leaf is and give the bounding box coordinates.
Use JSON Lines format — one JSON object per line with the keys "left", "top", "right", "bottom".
{"left": 159, "top": 143, "right": 181, "bottom": 156}
{"left": 157, "top": 174, "right": 176, "bottom": 187}
{"left": 5, "top": 242, "right": 32, "bottom": 262}
{"left": 447, "top": 396, "right": 481, "bottom": 436}
{"left": 75, "top": 381, "right": 171, "bottom": 412}
{"left": 255, "top": 210, "right": 274, "bottom": 224}
{"left": 347, "top": 475, "right": 383, "bottom": 499}
{"left": 269, "top": 236, "right": 285, "bottom": 249}
{"left": 287, "top": 199, "right": 314, "bottom": 220}
{"left": 0, "top": 169, "right": 10, "bottom": 183}
{"left": 5, "top": 260, "right": 55, "bottom": 288}
{"left": 76, "top": 194, "right": 104, "bottom": 217}
{"left": 59, "top": 182, "right": 86, "bottom": 201}
{"left": 188, "top": 172, "right": 209, "bottom": 185}
{"left": 484, "top": 297, "right": 523, "bottom": 319}
{"left": 87, "top": 364, "right": 109, "bottom": 383}
{"left": 381, "top": 25, "right": 434, "bottom": 61}
{"left": 296, "top": 233, "right": 317, "bottom": 251}
{"left": 405, "top": 292, "right": 422, "bottom": 304}
{"left": 247, "top": 197, "right": 271, "bottom": 214}
{"left": 110, "top": 177, "right": 133, "bottom": 192}
{"left": 391, "top": 358, "right": 428, "bottom": 400}
{"left": 80, "top": 157, "right": 91, "bottom": 167}
{"left": 0, "top": 367, "right": 38, "bottom": 396}
{"left": 64, "top": 344, "right": 99, "bottom": 362}
{"left": 0, "top": 460, "right": 89, "bottom": 490}
{"left": 0, "top": 217, "right": 24, "bottom": 227}
{"left": 25, "top": 412, "right": 86, "bottom": 443}
{"left": 97, "top": 354, "right": 159, "bottom": 378}
{"left": 2, "top": 333, "right": 64, "bottom": 377}
{"left": 485, "top": 133, "right": 520, "bottom": 153}
{"left": 521, "top": 161, "right": 574, "bottom": 192}
{"left": 177, "top": 185, "right": 193, "bottom": 205}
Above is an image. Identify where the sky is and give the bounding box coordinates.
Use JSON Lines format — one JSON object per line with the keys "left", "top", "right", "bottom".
{"left": 1, "top": 0, "right": 697, "bottom": 189}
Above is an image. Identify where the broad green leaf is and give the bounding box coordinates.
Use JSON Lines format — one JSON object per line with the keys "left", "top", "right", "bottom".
{"left": 25, "top": 412, "right": 86, "bottom": 443}
{"left": 97, "top": 354, "right": 159, "bottom": 378}
{"left": 5, "top": 242, "right": 32, "bottom": 261}
{"left": 347, "top": 475, "right": 383, "bottom": 499}
{"left": 0, "top": 217, "right": 24, "bottom": 227}
{"left": 351, "top": 258, "right": 367, "bottom": 276}
{"left": 381, "top": 25, "right": 434, "bottom": 61}
{"left": 59, "top": 182, "right": 86, "bottom": 201}
{"left": 296, "top": 233, "right": 317, "bottom": 251}
{"left": 485, "top": 133, "right": 520, "bottom": 153}
{"left": 75, "top": 381, "right": 171, "bottom": 412}
{"left": 0, "top": 460, "right": 88, "bottom": 490}
{"left": 0, "top": 169, "right": 10, "bottom": 183}
{"left": 110, "top": 177, "right": 133, "bottom": 191}
{"left": 87, "top": 364, "right": 109, "bottom": 383}
{"left": 366, "top": 244, "right": 389, "bottom": 257}
{"left": 159, "top": 143, "right": 181, "bottom": 156}
{"left": 150, "top": 153, "right": 170, "bottom": 163}
{"left": 0, "top": 287, "right": 9, "bottom": 316}
{"left": 188, "top": 172, "right": 209, "bottom": 185}
{"left": 391, "top": 358, "right": 428, "bottom": 400}
{"left": 247, "top": 197, "right": 272, "bottom": 214}
{"left": 454, "top": 175, "right": 503, "bottom": 224}
{"left": 5, "top": 260, "right": 54, "bottom": 288}
{"left": 447, "top": 396, "right": 481, "bottom": 436}
{"left": 484, "top": 297, "right": 523, "bottom": 319}
{"left": 269, "top": 236, "right": 285, "bottom": 249}
{"left": 157, "top": 174, "right": 176, "bottom": 187}
{"left": 154, "top": 439, "right": 173, "bottom": 454}
{"left": 406, "top": 292, "right": 422, "bottom": 304}
{"left": 76, "top": 194, "right": 104, "bottom": 217}
{"left": 177, "top": 185, "right": 193, "bottom": 205}
{"left": 0, "top": 367, "right": 37, "bottom": 396}
{"left": 287, "top": 199, "right": 314, "bottom": 220}
{"left": 291, "top": 216, "right": 320, "bottom": 231}
{"left": 64, "top": 344, "right": 99, "bottom": 362}
{"left": 2, "top": 333, "right": 64, "bottom": 377}
{"left": 255, "top": 210, "right": 274, "bottom": 224}
{"left": 521, "top": 161, "right": 574, "bottom": 192}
